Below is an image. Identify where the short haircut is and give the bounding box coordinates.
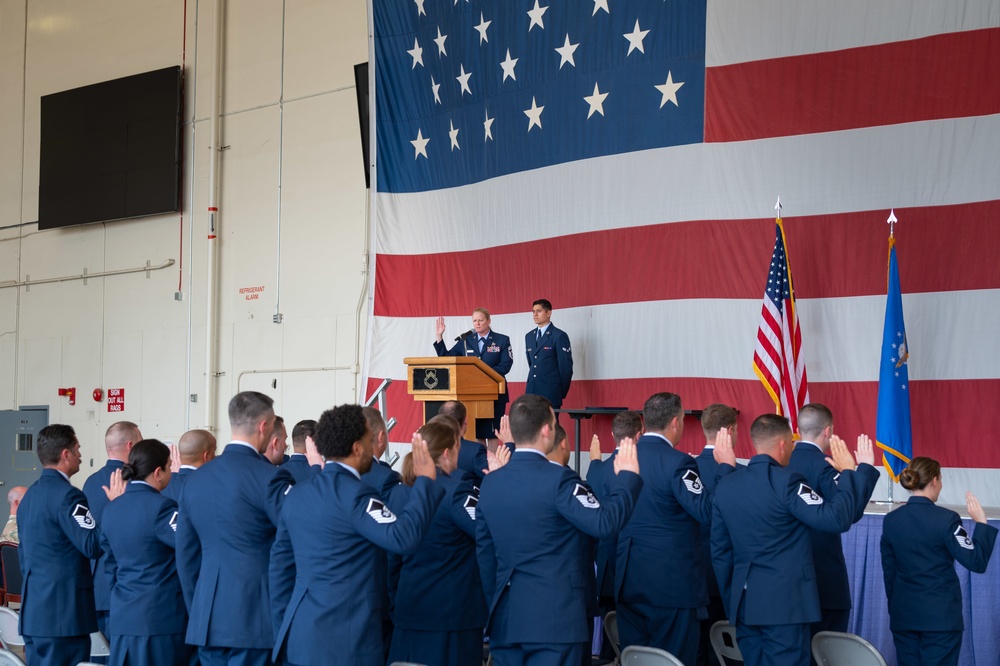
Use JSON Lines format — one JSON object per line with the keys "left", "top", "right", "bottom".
{"left": 555, "top": 423, "right": 567, "bottom": 446}
{"left": 37, "top": 424, "right": 77, "bottom": 466}
{"left": 6, "top": 487, "right": 25, "bottom": 506}
{"left": 291, "top": 420, "right": 317, "bottom": 449}
{"left": 509, "top": 394, "right": 554, "bottom": 445}
{"left": 273, "top": 415, "right": 285, "bottom": 430}
{"left": 315, "top": 404, "right": 368, "bottom": 459}
{"left": 362, "top": 406, "right": 387, "bottom": 440}
{"left": 178, "top": 429, "right": 216, "bottom": 462}
{"left": 122, "top": 439, "right": 171, "bottom": 482}
{"left": 643, "top": 392, "right": 683, "bottom": 431}
{"left": 438, "top": 400, "right": 467, "bottom": 425}
{"left": 700, "top": 404, "right": 738, "bottom": 438}
{"left": 228, "top": 391, "right": 275, "bottom": 432}
{"left": 105, "top": 421, "right": 141, "bottom": 453}
{"left": 797, "top": 403, "right": 833, "bottom": 439}
{"left": 899, "top": 457, "right": 941, "bottom": 492}
{"left": 612, "top": 410, "right": 643, "bottom": 444}
{"left": 532, "top": 299, "right": 552, "bottom": 312}
{"left": 473, "top": 307, "right": 491, "bottom": 319}
{"left": 749, "top": 413, "right": 792, "bottom": 449}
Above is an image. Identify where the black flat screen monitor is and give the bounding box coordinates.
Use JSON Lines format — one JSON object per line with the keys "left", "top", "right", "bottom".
{"left": 38, "top": 66, "right": 182, "bottom": 230}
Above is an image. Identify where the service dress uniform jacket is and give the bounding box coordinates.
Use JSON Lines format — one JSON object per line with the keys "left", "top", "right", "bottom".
{"left": 176, "top": 443, "right": 294, "bottom": 653}
{"left": 586, "top": 451, "right": 619, "bottom": 610}
{"left": 787, "top": 442, "right": 870, "bottom": 625}
{"left": 523, "top": 324, "right": 573, "bottom": 409}
{"left": 161, "top": 465, "right": 193, "bottom": 502}
{"left": 83, "top": 458, "right": 125, "bottom": 630}
{"left": 477, "top": 449, "right": 642, "bottom": 659}
{"left": 281, "top": 453, "right": 320, "bottom": 484}
{"left": 17, "top": 469, "right": 103, "bottom": 665}
{"left": 436, "top": 329, "right": 513, "bottom": 438}
{"left": 389, "top": 468, "right": 486, "bottom": 665}
{"left": 100, "top": 481, "right": 191, "bottom": 666}
{"left": 457, "top": 438, "right": 489, "bottom": 484}
{"left": 269, "top": 462, "right": 444, "bottom": 666}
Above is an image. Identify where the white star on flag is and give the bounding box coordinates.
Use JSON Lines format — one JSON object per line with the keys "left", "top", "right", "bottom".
{"left": 555, "top": 34, "right": 579, "bottom": 69}
{"left": 456, "top": 64, "right": 472, "bottom": 95}
{"left": 475, "top": 13, "right": 492, "bottom": 44}
{"left": 449, "top": 120, "right": 461, "bottom": 150}
{"left": 655, "top": 71, "right": 684, "bottom": 108}
{"left": 410, "top": 129, "right": 429, "bottom": 159}
{"left": 584, "top": 83, "right": 608, "bottom": 118}
{"left": 500, "top": 49, "right": 518, "bottom": 82}
{"left": 484, "top": 111, "right": 494, "bottom": 141}
{"left": 434, "top": 27, "right": 447, "bottom": 57}
{"left": 413, "top": 0, "right": 425, "bottom": 17}
{"left": 624, "top": 20, "right": 649, "bottom": 56}
{"left": 524, "top": 96, "right": 544, "bottom": 131}
{"left": 407, "top": 38, "right": 424, "bottom": 69}
{"left": 592, "top": 0, "right": 609, "bottom": 16}
{"left": 430, "top": 76, "right": 441, "bottom": 104}
{"left": 527, "top": 0, "right": 548, "bottom": 31}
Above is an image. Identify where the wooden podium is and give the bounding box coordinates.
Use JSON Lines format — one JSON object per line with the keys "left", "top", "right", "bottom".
{"left": 403, "top": 356, "right": 506, "bottom": 424}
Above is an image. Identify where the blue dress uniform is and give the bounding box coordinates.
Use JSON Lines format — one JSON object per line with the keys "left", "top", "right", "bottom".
{"left": 615, "top": 434, "right": 733, "bottom": 666}
{"left": 880, "top": 497, "right": 998, "bottom": 666}
{"left": 17, "top": 469, "right": 103, "bottom": 666}
{"left": 457, "top": 438, "right": 489, "bottom": 483}
{"left": 389, "top": 468, "right": 486, "bottom": 665}
{"left": 268, "top": 462, "right": 444, "bottom": 666}
{"left": 523, "top": 325, "right": 573, "bottom": 410}
{"left": 586, "top": 451, "right": 618, "bottom": 615}
{"left": 176, "top": 442, "right": 294, "bottom": 666}
{"left": 435, "top": 330, "right": 513, "bottom": 439}
{"left": 281, "top": 453, "right": 320, "bottom": 484}
{"left": 477, "top": 449, "right": 643, "bottom": 666}
{"left": 787, "top": 441, "right": 871, "bottom": 635}
{"left": 711, "top": 455, "right": 879, "bottom": 666}
{"left": 161, "top": 465, "right": 194, "bottom": 502}
{"left": 99, "top": 481, "right": 193, "bottom": 666}
{"left": 83, "top": 458, "right": 125, "bottom": 638}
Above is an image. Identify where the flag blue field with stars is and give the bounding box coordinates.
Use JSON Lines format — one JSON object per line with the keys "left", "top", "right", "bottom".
{"left": 876, "top": 238, "right": 913, "bottom": 483}
{"left": 372, "top": 0, "right": 707, "bottom": 193}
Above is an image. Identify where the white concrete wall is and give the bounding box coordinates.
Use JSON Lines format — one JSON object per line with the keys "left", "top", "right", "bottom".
{"left": 0, "top": 0, "right": 373, "bottom": 480}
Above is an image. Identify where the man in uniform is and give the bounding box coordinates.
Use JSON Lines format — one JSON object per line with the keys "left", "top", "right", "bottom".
{"left": 282, "top": 419, "right": 320, "bottom": 483}
{"left": 262, "top": 415, "right": 288, "bottom": 466}
{"left": 524, "top": 299, "right": 573, "bottom": 410}
{"left": 176, "top": 391, "right": 294, "bottom": 666}
{"left": 1, "top": 486, "right": 27, "bottom": 543}
{"left": 162, "top": 428, "right": 217, "bottom": 502}
{"left": 440, "top": 400, "right": 489, "bottom": 483}
{"left": 711, "top": 413, "right": 878, "bottom": 666}
{"left": 83, "top": 420, "right": 142, "bottom": 639}
{"left": 18, "top": 425, "right": 105, "bottom": 666}
{"left": 477, "top": 394, "right": 643, "bottom": 665}
{"left": 787, "top": 403, "right": 875, "bottom": 640}
{"left": 615, "top": 393, "right": 736, "bottom": 666}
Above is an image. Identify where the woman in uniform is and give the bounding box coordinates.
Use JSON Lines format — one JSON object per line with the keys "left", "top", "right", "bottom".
{"left": 99, "top": 439, "right": 192, "bottom": 666}
{"left": 880, "top": 456, "right": 997, "bottom": 666}
{"left": 389, "top": 420, "right": 488, "bottom": 665}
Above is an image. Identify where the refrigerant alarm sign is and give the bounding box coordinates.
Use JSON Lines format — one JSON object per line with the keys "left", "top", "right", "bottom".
{"left": 107, "top": 388, "right": 125, "bottom": 412}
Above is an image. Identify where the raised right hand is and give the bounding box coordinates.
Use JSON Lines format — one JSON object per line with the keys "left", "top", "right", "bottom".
{"left": 435, "top": 316, "right": 446, "bottom": 341}
{"left": 613, "top": 437, "right": 640, "bottom": 476}
{"left": 967, "top": 491, "right": 987, "bottom": 524}
{"left": 411, "top": 432, "right": 437, "bottom": 481}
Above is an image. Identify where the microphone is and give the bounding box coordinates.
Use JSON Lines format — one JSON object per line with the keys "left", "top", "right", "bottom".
{"left": 454, "top": 329, "right": 474, "bottom": 342}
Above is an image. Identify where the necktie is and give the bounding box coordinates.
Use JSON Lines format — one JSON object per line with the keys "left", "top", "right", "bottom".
{"left": 535, "top": 329, "right": 541, "bottom": 344}
{"left": 478, "top": 337, "right": 485, "bottom": 353}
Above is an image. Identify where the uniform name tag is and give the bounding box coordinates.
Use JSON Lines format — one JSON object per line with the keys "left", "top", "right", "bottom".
{"left": 72, "top": 503, "right": 96, "bottom": 530}
{"left": 463, "top": 494, "right": 478, "bottom": 520}
{"left": 797, "top": 483, "right": 823, "bottom": 505}
{"left": 682, "top": 470, "right": 703, "bottom": 495}
{"left": 366, "top": 497, "right": 397, "bottom": 524}
{"left": 954, "top": 525, "right": 974, "bottom": 550}
{"left": 573, "top": 483, "right": 600, "bottom": 509}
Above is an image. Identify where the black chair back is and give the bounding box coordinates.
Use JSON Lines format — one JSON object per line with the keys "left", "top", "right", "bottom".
{"left": 0, "top": 544, "right": 21, "bottom": 597}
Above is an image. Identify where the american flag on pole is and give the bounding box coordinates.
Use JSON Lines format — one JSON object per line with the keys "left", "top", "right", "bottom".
{"left": 367, "top": 0, "right": 1000, "bottom": 466}
{"left": 752, "top": 217, "right": 809, "bottom": 433}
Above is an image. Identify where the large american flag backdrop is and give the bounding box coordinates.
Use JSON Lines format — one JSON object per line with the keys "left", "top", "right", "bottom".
{"left": 366, "top": 0, "right": 999, "bottom": 482}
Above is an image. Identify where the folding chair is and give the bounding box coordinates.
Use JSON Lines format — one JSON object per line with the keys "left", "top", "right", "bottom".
{"left": 812, "top": 631, "right": 887, "bottom": 666}
{"left": 709, "top": 620, "right": 743, "bottom": 664}
{"left": 89, "top": 631, "right": 111, "bottom": 658}
{"left": 620, "top": 645, "right": 685, "bottom": 665}
{"left": 0, "top": 608, "right": 23, "bottom": 650}
{"left": 0, "top": 648, "right": 24, "bottom": 666}
{"left": 603, "top": 610, "right": 621, "bottom": 665}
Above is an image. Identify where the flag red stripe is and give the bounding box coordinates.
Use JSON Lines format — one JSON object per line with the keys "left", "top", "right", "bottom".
{"left": 705, "top": 28, "right": 1000, "bottom": 142}
{"left": 373, "top": 201, "right": 1000, "bottom": 317}
{"left": 368, "top": 377, "right": 1000, "bottom": 468}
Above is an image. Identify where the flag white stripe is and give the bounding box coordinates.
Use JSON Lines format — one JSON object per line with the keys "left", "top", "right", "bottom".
{"left": 375, "top": 115, "right": 1000, "bottom": 255}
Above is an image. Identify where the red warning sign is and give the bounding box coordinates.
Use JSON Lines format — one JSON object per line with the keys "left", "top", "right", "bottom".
{"left": 107, "top": 388, "right": 125, "bottom": 413}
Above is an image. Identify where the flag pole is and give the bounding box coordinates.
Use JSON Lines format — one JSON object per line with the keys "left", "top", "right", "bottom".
{"left": 886, "top": 209, "right": 896, "bottom": 503}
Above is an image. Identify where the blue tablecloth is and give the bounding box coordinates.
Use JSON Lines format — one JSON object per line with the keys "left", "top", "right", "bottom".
{"left": 844, "top": 513, "right": 1000, "bottom": 666}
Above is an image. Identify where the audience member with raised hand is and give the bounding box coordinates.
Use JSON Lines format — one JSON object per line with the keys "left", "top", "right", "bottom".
{"left": 269, "top": 405, "right": 444, "bottom": 666}
{"left": 881, "top": 457, "right": 997, "bottom": 666}
{"left": 389, "top": 421, "right": 487, "bottom": 665}
{"left": 100, "top": 439, "right": 193, "bottom": 666}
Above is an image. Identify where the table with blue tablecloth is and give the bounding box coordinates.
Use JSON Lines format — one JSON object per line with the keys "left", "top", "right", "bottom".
{"left": 844, "top": 505, "right": 1000, "bottom": 666}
